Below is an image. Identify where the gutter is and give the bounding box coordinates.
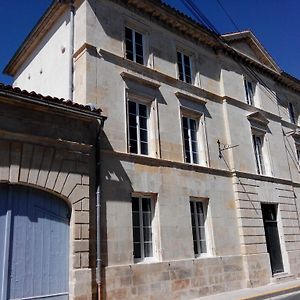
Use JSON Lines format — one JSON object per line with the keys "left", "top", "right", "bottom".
{"left": 68, "top": 0, "right": 75, "bottom": 101}
{"left": 0, "top": 89, "right": 103, "bottom": 120}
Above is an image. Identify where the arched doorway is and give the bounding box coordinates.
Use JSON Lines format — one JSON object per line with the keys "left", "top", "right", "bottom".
{"left": 0, "top": 185, "right": 70, "bottom": 300}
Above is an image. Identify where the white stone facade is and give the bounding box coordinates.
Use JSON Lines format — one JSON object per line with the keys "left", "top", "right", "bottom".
{"left": 4, "top": 0, "right": 300, "bottom": 299}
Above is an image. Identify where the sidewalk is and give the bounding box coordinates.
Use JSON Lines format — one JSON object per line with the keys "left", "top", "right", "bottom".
{"left": 193, "top": 279, "right": 300, "bottom": 300}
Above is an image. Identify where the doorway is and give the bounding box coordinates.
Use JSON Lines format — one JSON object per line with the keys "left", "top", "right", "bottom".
{"left": 261, "top": 203, "right": 284, "bottom": 275}
{"left": 0, "top": 185, "right": 70, "bottom": 300}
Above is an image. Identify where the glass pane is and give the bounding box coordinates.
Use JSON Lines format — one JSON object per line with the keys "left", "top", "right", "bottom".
{"left": 141, "top": 142, "right": 148, "bottom": 155}
{"left": 125, "top": 27, "right": 132, "bottom": 40}
{"left": 134, "top": 242, "right": 141, "bottom": 259}
{"left": 133, "top": 227, "right": 140, "bottom": 243}
{"left": 129, "top": 127, "right": 137, "bottom": 141}
{"left": 135, "top": 31, "right": 143, "bottom": 45}
{"left": 132, "top": 212, "right": 140, "bottom": 226}
{"left": 142, "top": 198, "right": 151, "bottom": 211}
{"left": 184, "top": 54, "right": 190, "bottom": 67}
{"left": 190, "top": 119, "right": 196, "bottom": 131}
{"left": 128, "top": 101, "right": 136, "bottom": 114}
{"left": 193, "top": 241, "right": 198, "bottom": 255}
{"left": 192, "top": 152, "right": 198, "bottom": 164}
{"left": 126, "top": 51, "right": 133, "bottom": 61}
{"left": 200, "top": 240, "right": 207, "bottom": 253}
{"left": 136, "top": 55, "right": 144, "bottom": 65}
{"left": 126, "top": 39, "right": 133, "bottom": 51}
{"left": 139, "top": 104, "right": 147, "bottom": 117}
{"left": 143, "top": 227, "right": 152, "bottom": 242}
{"left": 143, "top": 212, "right": 152, "bottom": 226}
{"left": 196, "top": 202, "right": 203, "bottom": 215}
{"left": 183, "top": 128, "right": 189, "bottom": 140}
{"left": 132, "top": 197, "right": 139, "bottom": 212}
{"left": 139, "top": 116, "right": 147, "bottom": 129}
{"left": 191, "top": 215, "right": 195, "bottom": 227}
{"left": 191, "top": 141, "right": 198, "bottom": 153}
{"left": 177, "top": 52, "right": 184, "bottom": 81}
{"left": 140, "top": 129, "right": 148, "bottom": 143}
{"left": 200, "top": 227, "right": 206, "bottom": 240}
{"left": 182, "top": 117, "right": 188, "bottom": 128}
{"left": 144, "top": 242, "right": 153, "bottom": 257}
{"left": 192, "top": 227, "right": 197, "bottom": 241}
{"left": 130, "top": 140, "right": 138, "bottom": 154}
{"left": 129, "top": 115, "right": 136, "bottom": 126}
{"left": 185, "top": 150, "right": 191, "bottom": 163}
{"left": 136, "top": 44, "right": 143, "bottom": 56}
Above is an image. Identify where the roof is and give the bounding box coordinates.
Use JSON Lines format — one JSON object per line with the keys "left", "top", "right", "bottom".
{"left": 4, "top": 0, "right": 300, "bottom": 93}
{"left": 0, "top": 83, "right": 104, "bottom": 118}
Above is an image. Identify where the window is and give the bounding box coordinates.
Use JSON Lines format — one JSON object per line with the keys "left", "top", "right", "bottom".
{"left": 288, "top": 102, "right": 296, "bottom": 124}
{"left": 128, "top": 100, "right": 148, "bottom": 155}
{"left": 244, "top": 79, "right": 254, "bottom": 106}
{"left": 177, "top": 51, "right": 192, "bottom": 84}
{"left": 182, "top": 116, "right": 199, "bottom": 164}
{"left": 252, "top": 134, "right": 265, "bottom": 175}
{"left": 125, "top": 27, "right": 144, "bottom": 65}
{"left": 190, "top": 200, "right": 208, "bottom": 256}
{"left": 132, "top": 196, "right": 154, "bottom": 261}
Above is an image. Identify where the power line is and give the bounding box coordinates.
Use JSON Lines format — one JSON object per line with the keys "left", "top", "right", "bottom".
{"left": 180, "top": 0, "right": 294, "bottom": 121}
{"left": 215, "top": 0, "right": 240, "bottom": 32}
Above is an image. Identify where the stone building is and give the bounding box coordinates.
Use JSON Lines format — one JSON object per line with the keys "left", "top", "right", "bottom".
{"left": 0, "top": 83, "right": 105, "bottom": 300}
{"left": 3, "top": 0, "right": 300, "bottom": 299}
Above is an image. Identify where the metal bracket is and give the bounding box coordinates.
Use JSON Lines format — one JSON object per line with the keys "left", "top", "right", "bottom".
{"left": 217, "top": 139, "right": 239, "bottom": 158}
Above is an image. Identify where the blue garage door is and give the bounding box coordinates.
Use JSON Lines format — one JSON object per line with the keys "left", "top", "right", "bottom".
{"left": 0, "top": 185, "right": 70, "bottom": 300}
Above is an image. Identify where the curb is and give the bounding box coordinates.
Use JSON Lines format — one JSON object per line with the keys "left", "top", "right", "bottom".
{"left": 240, "top": 284, "right": 300, "bottom": 300}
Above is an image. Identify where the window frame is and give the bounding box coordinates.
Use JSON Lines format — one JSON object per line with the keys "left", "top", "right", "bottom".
{"left": 177, "top": 50, "right": 193, "bottom": 84}
{"left": 288, "top": 102, "right": 297, "bottom": 125}
{"left": 182, "top": 116, "right": 199, "bottom": 164}
{"left": 252, "top": 133, "right": 265, "bottom": 175}
{"left": 127, "top": 100, "right": 150, "bottom": 156}
{"left": 189, "top": 198, "right": 212, "bottom": 258}
{"left": 244, "top": 78, "right": 255, "bottom": 106}
{"left": 131, "top": 194, "right": 158, "bottom": 263}
{"left": 124, "top": 26, "right": 145, "bottom": 65}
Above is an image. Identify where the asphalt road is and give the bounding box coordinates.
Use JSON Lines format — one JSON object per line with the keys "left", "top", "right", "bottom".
{"left": 271, "top": 291, "right": 300, "bottom": 300}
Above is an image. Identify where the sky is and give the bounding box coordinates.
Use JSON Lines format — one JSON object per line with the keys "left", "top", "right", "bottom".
{"left": 0, "top": 0, "right": 300, "bottom": 85}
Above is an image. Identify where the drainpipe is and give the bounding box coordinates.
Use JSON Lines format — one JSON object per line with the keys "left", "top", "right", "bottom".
{"left": 69, "top": 0, "right": 75, "bottom": 101}
{"left": 95, "top": 117, "right": 105, "bottom": 300}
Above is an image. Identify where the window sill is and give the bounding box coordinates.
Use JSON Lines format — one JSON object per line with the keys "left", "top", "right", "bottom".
{"left": 194, "top": 253, "right": 212, "bottom": 259}
{"left": 133, "top": 257, "right": 158, "bottom": 264}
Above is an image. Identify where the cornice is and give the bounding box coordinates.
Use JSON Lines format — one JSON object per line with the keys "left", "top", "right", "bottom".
{"left": 119, "top": 0, "right": 300, "bottom": 94}
{"left": 101, "top": 149, "right": 300, "bottom": 187}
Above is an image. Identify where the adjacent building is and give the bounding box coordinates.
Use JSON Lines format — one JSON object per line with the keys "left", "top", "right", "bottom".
{"left": 3, "top": 0, "right": 300, "bottom": 299}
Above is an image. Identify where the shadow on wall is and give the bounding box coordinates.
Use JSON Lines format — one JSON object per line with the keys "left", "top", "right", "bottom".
{"left": 99, "top": 130, "right": 133, "bottom": 297}
{"left": 89, "top": 0, "right": 221, "bottom": 86}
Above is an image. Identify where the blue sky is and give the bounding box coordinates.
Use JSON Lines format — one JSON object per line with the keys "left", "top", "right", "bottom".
{"left": 1, "top": 0, "right": 300, "bottom": 85}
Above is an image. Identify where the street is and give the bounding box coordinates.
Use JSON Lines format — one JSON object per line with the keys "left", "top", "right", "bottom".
{"left": 271, "top": 291, "right": 300, "bottom": 300}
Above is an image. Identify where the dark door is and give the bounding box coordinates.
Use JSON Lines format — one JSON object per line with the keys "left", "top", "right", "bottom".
{"left": 0, "top": 185, "right": 70, "bottom": 300}
{"left": 261, "top": 204, "right": 284, "bottom": 274}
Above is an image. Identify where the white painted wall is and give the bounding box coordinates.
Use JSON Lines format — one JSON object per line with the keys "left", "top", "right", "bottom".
{"left": 13, "top": 11, "right": 71, "bottom": 100}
